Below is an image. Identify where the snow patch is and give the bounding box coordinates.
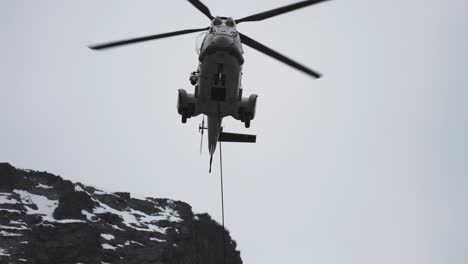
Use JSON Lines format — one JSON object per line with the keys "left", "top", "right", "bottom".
{"left": 0, "top": 208, "right": 21, "bottom": 213}
{"left": 134, "top": 206, "right": 183, "bottom": 223}
{"left": 0, "top": 230, "right": 22, "bottom": 237}
{"left": 56, "top": 219, "right": 85, "bottom": 224}
{"left": 131, "top": 241, "right": 145, "bottom": 246}
{"left": 162, "top": 206, "right": 182, "bottom": 222}
{"left": 92, "top": 199, "right": 169, "bottom": 233}
{"left": 0, "top": 224, "right": 29, "bottom": 230}
{"left": 81, "top": 210, "right": 97, "bottom": 222}
{"left": 74, "top": 185, "right": 85, "bottom": 192}
{"left": 0, "top": 248, "right": 10, "bottom": 256}
{"left": 0, "top": 192, "right": 17, "bottom": 204}
{"left": 110, "top": 224, "right": 125, "bottom": 231}
{"left": 150, "top": 237, "right": 165, "bottom": 242}
{"left": 36, "top": 183, "right": 53, "bottom": 189}
{"left": 101, "top": 234, "right": 115, "bottom": 240}
{"left": 119, "top": 241, "right": 132, "bottom": 247}
{"left": 101, "top": 243, "right": 116, "bottom": 250}
{"left": 13, "top": 190, "right": 85, "bottom": 224}
{"left": 93, "top": 189, "right": 108, "bottom": 195}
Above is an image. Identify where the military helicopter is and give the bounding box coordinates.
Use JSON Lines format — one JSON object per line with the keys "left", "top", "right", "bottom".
{"left": 89, "top": 0, "right": 328, "bottom": 172}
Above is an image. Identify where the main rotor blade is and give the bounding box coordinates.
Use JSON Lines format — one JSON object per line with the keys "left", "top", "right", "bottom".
{"left": 89, "top": 27, "right": 209, "bottom": 50}
{"left": 235, "top": 0, "right": 329, "bottom": 24}
{"left": 188, "top": 0, "right": 214, "bottom": 20}
{"left": 239, "top": 33, "right": 321, "bottom": 78}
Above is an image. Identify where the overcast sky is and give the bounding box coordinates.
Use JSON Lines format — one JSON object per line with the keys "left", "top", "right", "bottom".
{"left": 1, "top": 0, "right": 467, "bottom": 263}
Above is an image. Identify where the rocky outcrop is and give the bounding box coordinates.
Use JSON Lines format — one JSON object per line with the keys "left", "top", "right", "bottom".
{"left": 0, "top": 163, "right": 242, "bottom": 264}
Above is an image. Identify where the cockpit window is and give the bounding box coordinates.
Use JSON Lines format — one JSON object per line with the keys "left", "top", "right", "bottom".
{"left": 212, "top": 17, "right": 222, "bottom": 26}
{"left": 225, "top": 18, "right": 235, "bottom": 27}
{"left": 210, "top": 17, "right": 237, "bottom": 33}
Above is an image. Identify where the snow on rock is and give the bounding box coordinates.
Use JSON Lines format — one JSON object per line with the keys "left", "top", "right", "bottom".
{"left": 13, "top": 190, "right": 85, "bottom": 224}
{"left": 110, "top": 224, "right": 125, "bottom": 231}
{"left": 81, "top": 210, "right": 97, "bottom": 222}
{"left": 0, "top": 209, "right": 21, "bottom": 213}
{"left": 91, "top": 199, "right": 169, "bottom": 233}
{"left": 0, "top": 248, "right": 10, "bottom": 256}
{"left": 0, "top": 192, "right": 18, "bottom": 204}
{"left": 0, "top": 163, "right": 243, "bottom": 263}
{"left": 13, "top": 189, "right": 56, "bottom": 218}
{"left": 150, "top": 237, "right": 165, "bottom": 242}
{"left": 101, "top": 243, "right": 116, "bottom": 250}
{"left": 74, "top": 185, "right": 85, "bottom": 192}
{"left": 9, "top": 220, "right": 25, "bottom": 225}
{"left": 90, "top": 187, "right": 118, "bottom": 197}
{"left": 36, "top": 183, "right": 53, "bottom": 189}
{"left": 131, "top": 241, "right": 145, "bottom": 246}
{"left": 93, "top": 189, "right": 108, "bottom": 195}
{"left": 76, "top": 187, "right": 180, "bottom": 233}
{"left": 0, "top": 225, "right": 29, "bottom": 231}
{"left": 116, "top": 240, "right": 146, "bottom": 248}
{"left": 0, "top": 230, "right": 22, "bottom": 237}
{"left": 100, "top": 234, "right": 115, "bottom": 240}
{"left": 157, "top": 206, "right": 183, "bottom": 222}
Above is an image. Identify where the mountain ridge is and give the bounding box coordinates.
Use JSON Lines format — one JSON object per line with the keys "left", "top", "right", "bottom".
{"left": 0, "top": 163, "right": 242, "bottom": 264}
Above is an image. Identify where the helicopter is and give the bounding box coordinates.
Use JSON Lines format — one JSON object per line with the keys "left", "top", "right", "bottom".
{"left": 89, "top": 0, "right": 329, "bottom": 172}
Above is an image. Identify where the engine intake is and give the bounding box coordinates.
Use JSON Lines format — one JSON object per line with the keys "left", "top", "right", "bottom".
{"left": 235, "top": 94, "right": 258, "bottom": 128}
{"left": 177, "top": 89, "right": 197, "bottom": 123}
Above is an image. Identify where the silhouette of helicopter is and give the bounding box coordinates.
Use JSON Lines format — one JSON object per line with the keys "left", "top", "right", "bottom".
{"left": 89, "top": 0, "right": 329, "bottom": 172}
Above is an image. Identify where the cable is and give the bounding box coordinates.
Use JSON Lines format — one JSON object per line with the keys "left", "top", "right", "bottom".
{"left": 217, "top": 102, "right": 226, "bottom": 264}
{"left": 219, "top": 141, "right": 226, "bottom": 264}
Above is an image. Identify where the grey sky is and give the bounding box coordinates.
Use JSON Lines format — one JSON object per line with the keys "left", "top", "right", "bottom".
{"left": 1, "top": 0, "right": 467, "bottom": 263}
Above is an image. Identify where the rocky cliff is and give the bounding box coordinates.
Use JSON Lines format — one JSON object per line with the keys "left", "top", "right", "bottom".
{"left": 0, "top": 163, "right": 242, "bottom": 264}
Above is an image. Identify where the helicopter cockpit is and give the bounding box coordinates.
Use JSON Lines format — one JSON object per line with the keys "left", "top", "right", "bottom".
{"left": 210, "top": 17, "right": 237, "bottom": 34}
{"left": 196, "top": 16, "right": 240, "bottom": 55}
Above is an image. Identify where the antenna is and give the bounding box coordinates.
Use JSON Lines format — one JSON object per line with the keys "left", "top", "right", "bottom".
{"left": 199, "top": 115, "right": 207, "bottom": 154}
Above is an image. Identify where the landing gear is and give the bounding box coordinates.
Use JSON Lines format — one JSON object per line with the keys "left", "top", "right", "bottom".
{"left": 239, "top": 109, "right": 253, "bottom": 128}
{"left": 181, "top": 115, "right": 187, "bottom": 124}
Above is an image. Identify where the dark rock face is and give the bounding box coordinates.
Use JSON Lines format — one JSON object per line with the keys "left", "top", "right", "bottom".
{"left": 54, "top": 190, "right": 95, "bottom": 220}
{"left": 163, "top": 213, "right": 241, "bottom": 264}
{"left": 0, "top": 163, "right": 242, "bottom": 264}
{"left": 28, "top": 224, "right": 100, "bottom": 264}
{"left": 0, "top": 163, "right": 18, "bottom": 191}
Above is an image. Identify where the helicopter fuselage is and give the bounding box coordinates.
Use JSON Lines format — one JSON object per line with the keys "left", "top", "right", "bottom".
{"left": 177, "top": 17, "right": 258, "bottom": 157}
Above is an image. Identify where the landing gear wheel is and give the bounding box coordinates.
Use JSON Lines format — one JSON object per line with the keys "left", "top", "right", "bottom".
{"left": 182, "top": 116, "right": 187, "bottom": 124}
{"left": 245, "top": 119, "right": 250, "bottom": 128}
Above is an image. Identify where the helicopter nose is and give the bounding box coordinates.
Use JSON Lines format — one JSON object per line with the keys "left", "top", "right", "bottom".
{"left": 212, "top": 34, "right": 234, "bottom": 47}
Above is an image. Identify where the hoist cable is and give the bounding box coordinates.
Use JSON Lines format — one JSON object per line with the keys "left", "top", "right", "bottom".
{"left": 219, "top": 141, "right": 226, "bottom": 264}
{"left": 217, "top": 102, "right": 226, "bottom": 264}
